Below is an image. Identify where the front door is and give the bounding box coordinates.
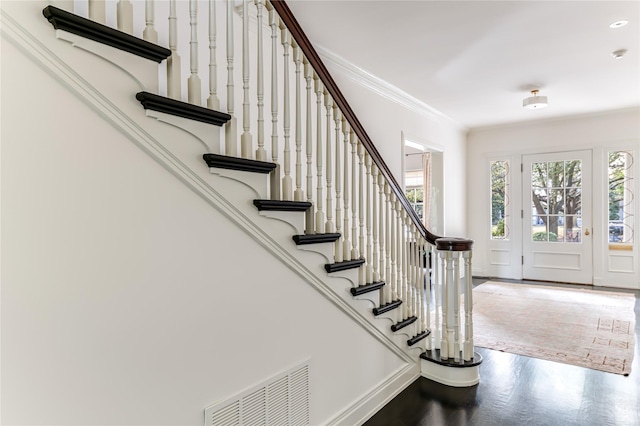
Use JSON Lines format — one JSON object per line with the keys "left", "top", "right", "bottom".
{"left": 522, "top": 151, "right": 592, "bottom": 284}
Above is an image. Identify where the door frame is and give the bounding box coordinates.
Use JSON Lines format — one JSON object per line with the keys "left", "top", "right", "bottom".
{"left": 521, "top": 150, "right": 593, "bottom": 284}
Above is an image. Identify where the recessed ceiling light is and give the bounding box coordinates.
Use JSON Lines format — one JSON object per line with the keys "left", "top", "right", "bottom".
{"left": 609, "top": 20, "right": 629, "bottom": 29}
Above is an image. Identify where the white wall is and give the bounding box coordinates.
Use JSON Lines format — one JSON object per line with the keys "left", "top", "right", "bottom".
{"left": 467, "top": 109, "right": 640, "bottom": 288}
{"left": 0, "top": 20, "right": 408, "bottom": 425}
{"left": 319, "top": 54, "right": 469, "bottom": 238}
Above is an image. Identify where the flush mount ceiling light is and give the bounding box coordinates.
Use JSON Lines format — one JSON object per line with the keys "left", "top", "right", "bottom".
{"left": 612, "top": 49, "right": 628, "bottom": 59}
{"left": 523, "top": 89, "right": 548, "bottom": 109}
{"left": 609, "top": 20, "right": 629, "bottom": 29}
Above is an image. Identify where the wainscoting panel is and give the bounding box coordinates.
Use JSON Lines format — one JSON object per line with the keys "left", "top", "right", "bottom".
{"left": 609, "top": 253, "right": 635, "bottom": 274}
{"left": 489, "top": 249, "right": 511, "bottom": 266}
{"left": 532, "top": 251, "right": 581, "bottom": 270}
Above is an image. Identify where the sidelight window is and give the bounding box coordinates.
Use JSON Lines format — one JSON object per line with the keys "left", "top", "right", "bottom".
{"left": 490, "top": 161, "right": 510, "bottom": 239}
{"left": 608, "top": 151, "right": 634, "bottom": 245}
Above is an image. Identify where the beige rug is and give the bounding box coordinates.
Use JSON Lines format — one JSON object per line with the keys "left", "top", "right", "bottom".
{"left": 472, "top": 281, "right": 636, "bottom": 375}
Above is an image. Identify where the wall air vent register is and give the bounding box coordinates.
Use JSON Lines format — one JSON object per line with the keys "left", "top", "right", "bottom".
{"left": 205, "top": 360, "right": 310, "bottom": 426}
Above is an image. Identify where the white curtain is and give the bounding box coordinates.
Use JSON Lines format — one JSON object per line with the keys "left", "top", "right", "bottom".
{"left": 422, "top": 152, "right": 432, "bottom": 229}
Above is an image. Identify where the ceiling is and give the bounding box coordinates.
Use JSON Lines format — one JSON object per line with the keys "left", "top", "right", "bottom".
{"left": 286, "top": 1, "right": 640, "bottom": 130}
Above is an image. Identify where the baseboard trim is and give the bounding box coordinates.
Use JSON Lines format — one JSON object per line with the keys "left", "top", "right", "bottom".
{"left": 326, "top": 363, "right": 419, "bottom": 426}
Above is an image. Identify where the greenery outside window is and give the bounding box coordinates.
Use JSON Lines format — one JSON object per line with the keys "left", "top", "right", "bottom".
{"left": 530, "top": 160, "right": 582, "bottom": 243}
{"left": 491, "top": 161, "right": 509, "bottom": 239}
{"left": 609, "top": 151, "right": 634, "bottom": 245}
{"left": 406, "top": 186, "right": 424, "bottom": 222}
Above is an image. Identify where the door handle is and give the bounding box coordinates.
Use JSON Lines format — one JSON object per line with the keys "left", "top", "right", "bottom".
{"left": 585, "top": 229, "right": 590, "bottom": 236}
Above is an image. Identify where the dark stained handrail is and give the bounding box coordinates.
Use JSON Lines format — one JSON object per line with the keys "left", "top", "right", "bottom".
{"left": 271, "top": 0, "right": 442, "bottom": 245}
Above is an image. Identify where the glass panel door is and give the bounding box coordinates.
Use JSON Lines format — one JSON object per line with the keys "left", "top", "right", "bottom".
{"left": 523, "top": 151, "right": 592, "bottom": 284}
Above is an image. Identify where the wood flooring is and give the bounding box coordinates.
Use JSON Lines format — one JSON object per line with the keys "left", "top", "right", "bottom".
{"left": 364, "top": 279, "right": 640, "bottom": 426}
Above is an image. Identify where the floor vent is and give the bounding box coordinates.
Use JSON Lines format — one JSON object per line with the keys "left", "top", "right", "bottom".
{"left": 205, "top": 360, "right": 310, "bottom": 426}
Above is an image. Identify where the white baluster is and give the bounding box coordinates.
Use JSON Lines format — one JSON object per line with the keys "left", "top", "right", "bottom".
{"left": 463, "top": 250, "right": 474, "bottom": 361}
{"left": 440, "top": 250, "right": 454, "bottom": 359}
{"left": 314, "top": 75, "right": 324, "bottom": 233}
{"left": 412, "top": 226, "right": 419, "bottom": 329}
{"left": 385, "top": 183, "right": 393, "bottom": 302}
{"left": 117, "top": 0, "right": 133, "bottom": 35}
{"left": 334, "top": 108, "right": 343, "bottom": 262}
{"left": 402, "top": 211, "right": 409, "bottom": 319}
{"left": 293, "top": 42, "right": 304, "bottom": 201}
{"left": 351, "top": 131, "right": 359, "bottom": 260}
{"left": 281, "top": 25, "right": 292, "bottom": 198}
{"left": 410, "top": 228, "right": 417, "bottom": 331}
{"left": 342, "top": 119, "right": 352, "bottom": 261}
{"left": 372, "top": 164, "right": 380, "bottom": 283}
{"left": 365, "top": 153, "right": 373, "bottom": 284}
{"left": 268, "top": 4, "right": 279, "bottom": 197}
{"left": 52, "top": 1, "right": 73, "bottom": 12}
{"left": 420, "top": 240, "right": 426, "bottom": 341}
{"left": 423, "top": 239, "right": 433, "bottom": 350}
{"left": 453, "top": 251, "right": 461, "bottom": 361}
{"left": 89, "top": 0, "right": 106, "bottom": 24}
{"left": 304, "top": 58, "right": 314, "bottom": 233}
{"left": 433, "top": 246, "right": 441, "bottom": 350}
{"left": 207, "top": 0, "right": 220, "bottom": 110}
{"left": 414, "top": 232, "right": 422, "bottom": 337}
{"left": 396, "top": 201, "right": 405, "bottom": 319}
{"left": 240, "top": 0, "right": 252, "bottom": 158}
{"left": 143, "top": 0, "right": 158, "bottom": 44}
{"left": 388, "top": 191, "right": 401, "bottom": 300}
{"left": 415, "top": 232, "right": 421, "bottom": 331}
{"left": 403, "top": 221, "right": 417, "bottom": 322}
{"left": 378, "top": 173, "right": 387, "bottom": 303}
{"left": 167, "top": 0, "right": 181, "bottom": 100}
{"left": 324, "top": 92, "right": 333, "bottom": 233}
{"left": 225, "top": 0, "right": 237, "bottom": 156}
{"left": 254, "top": 0, "right": 266, "bottom": 160}
{"left": 188, "top": 0, "right": 202, "bottom": 106}
{"left": 357, "top": 142, "right": 366, "bottom": 285}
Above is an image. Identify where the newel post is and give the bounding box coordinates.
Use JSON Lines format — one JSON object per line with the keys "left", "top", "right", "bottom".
{"left": 435, "top": 237, "right": 474, "bottom": 361}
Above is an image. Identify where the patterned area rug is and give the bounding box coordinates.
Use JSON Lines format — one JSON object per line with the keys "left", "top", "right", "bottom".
{"left": 472, "top": 282, "right": 636, "bottom": 375}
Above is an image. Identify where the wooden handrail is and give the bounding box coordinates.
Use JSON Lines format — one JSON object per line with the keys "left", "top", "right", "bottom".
{"left": 271, "top": 0, "right": 441, "bottom": 245}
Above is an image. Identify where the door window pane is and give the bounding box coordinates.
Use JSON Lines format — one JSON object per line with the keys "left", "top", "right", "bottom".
{"left": 532, "top": 162, "right": 546, "bottom": 188}
{"left": 531, "top": 160, "right": 582, "bottom": 243}
{"left": 565, "top": 215, "right": 582, "bottom": 243}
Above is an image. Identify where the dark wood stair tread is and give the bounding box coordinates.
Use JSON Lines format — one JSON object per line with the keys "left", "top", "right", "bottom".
{"left": 391, "top": 316, "right": 417, "bottom": 332}
{"left": 137, "top": 92, "right": 231, "bottom": 126}
{"left": 324, "top": 258, "right": 365, "bottom": 273}
{"left": 293, "top": 233, "right": 341, "bottom": 245}
{"left": 350, "top": 281, "right": 385, "bottom": 296}
{"left": 420, "top": 349, "right": 483, "bottom": 367}
{"left": 407, "top": 330, "right": 430, "bottom": 346}
{"left": 43, "top": 6, "right": 171, "bottom": 62}
{"left": 373, "top": 300, "right": 402, "bottom": 316}
{"left": 254, "top": 200, "right": 312, "bottom": 212}
{"left": 203, "top": 153, "right": 277, "bottom": 174}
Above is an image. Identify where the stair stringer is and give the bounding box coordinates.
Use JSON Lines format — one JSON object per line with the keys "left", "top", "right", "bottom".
{"left": 1, "top": 7, "right": 426, "bottom": 422}
{"left": 246, "top": 209, "right": 430, "bottom": 358}
{"left": 53, "top": 29, "right": 159, "bottom": 94}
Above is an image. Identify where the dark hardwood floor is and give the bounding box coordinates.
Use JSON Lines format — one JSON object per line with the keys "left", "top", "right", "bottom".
{"left": 365, "top": 279, "right": 640, "bottom": 426}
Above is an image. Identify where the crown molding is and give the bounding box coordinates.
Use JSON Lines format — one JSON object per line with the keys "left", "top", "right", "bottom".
{"left": 315, "top": 45, "right": 466, "bottom": 131}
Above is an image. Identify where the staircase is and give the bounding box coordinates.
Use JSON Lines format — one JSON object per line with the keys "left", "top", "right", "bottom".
{"left": 3, "top": 0, "right": 481, "bottom": 423}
